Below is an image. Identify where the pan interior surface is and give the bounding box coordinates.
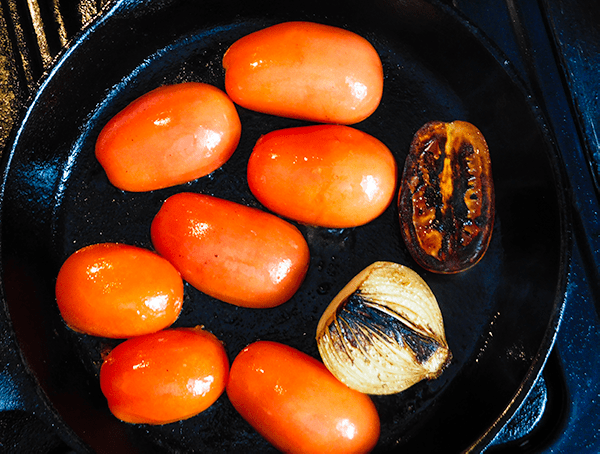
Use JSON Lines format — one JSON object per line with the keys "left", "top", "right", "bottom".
{"left": 0, "top": 0, "right": 566, "bottom": 452}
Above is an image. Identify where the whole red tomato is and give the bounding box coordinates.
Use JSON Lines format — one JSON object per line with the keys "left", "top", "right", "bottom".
{"left": 227, "top": 341, "right": 381, "bottom": 453}
{"left": 223, "top": 21, "right": 383, "bottom": 124}
{"left": 96, "top": 82, "right": 241, "bottom": 192}
{"left": 151, "top": 192, "right": 310, "bottom": 308}
{"left": 248, "top": 124, "right": 397, "bottom": 228}
{"left": 100, "top": 327, "right": 229, "bottom": 425}
{"left": 55, "top": 243, "right": 183, "bottom": 338}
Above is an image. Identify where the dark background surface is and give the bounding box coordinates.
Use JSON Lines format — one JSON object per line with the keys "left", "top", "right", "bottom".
{"left": 0, "top": 0, "right": 598, "bottom": 452}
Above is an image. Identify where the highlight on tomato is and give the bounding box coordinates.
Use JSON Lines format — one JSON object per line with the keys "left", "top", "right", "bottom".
{"left": 95, "top": 82, "right": 241, "bottom": 192}
{"left": 55, "top": 243, "right": 183, "bottom": 338}
{"left": 227, "top": 341, "right": 381, "bottom": 453}
{"left": 223, "top": 21, "right": 383, "bottom": 124}
{"left": 150, "top": 192, "right": 310, "bottom": 308}
{"left": 247, "top": 124, "right": 397, "bottom": 228}
{"left": 100, "top": 326, "right": 229, "bottom": 425}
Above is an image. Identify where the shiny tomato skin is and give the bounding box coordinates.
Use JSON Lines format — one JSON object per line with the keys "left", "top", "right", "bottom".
{"left": 100, "top": 327, "right": 229, "bottom": 425}
{"left": 55, "top": 243, "right": 183, "bottom": 338}
{"left": 227, "top": 341, "right": 380, "bottom": 453}
{"left": 95, "top": 82, "right": 241, "bottom": 192}
{"left": 248, "top": 125, "right": 397, "bottom": 228}
{"left": 223, "top": 21, "right": 383, "bottom": 124}
{"left": 150, "top": 193, "right": 310, "bottom": 308}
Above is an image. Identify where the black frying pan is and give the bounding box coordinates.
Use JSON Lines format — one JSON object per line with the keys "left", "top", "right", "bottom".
{"left": 0, "top": 0, "right": 569, "bottom": 452}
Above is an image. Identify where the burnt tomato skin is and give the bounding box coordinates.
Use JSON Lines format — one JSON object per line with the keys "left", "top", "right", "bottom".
{"left": 398, "top": 120, "right": 495, "bottom": 274}
{"left": 227, "top": 341, "right": 381, "bottom": 453}
{"left": 100, "top": 327, "right": 229, "bottom": 425}
{"left": 151, "top": 192, "right": 310, "bottom": 308}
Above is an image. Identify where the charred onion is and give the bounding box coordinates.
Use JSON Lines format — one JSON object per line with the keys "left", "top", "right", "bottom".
{"left": 316, "top": 261, "right": 451, "bottom": 395}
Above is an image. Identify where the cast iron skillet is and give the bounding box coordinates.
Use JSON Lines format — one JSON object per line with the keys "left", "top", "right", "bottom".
{"left": 0, "top": 0, "right": 569, "bottom": 452}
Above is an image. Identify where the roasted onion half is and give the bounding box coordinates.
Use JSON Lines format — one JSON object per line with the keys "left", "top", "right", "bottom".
{"left": 316, "top": 261, "right": 451, "bottom": 395}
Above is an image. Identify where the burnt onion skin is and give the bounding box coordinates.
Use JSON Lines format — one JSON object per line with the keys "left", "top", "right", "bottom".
{"left": 316, "top": 261, "right": 451, "bottom": 395}
{"left": 398, "top": 120, "right": 495, "bottom": 274}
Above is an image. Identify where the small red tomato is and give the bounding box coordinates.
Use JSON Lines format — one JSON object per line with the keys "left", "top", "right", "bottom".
{"left": 151, "top": 193, "right": 310, "bottom": 308}
{"left": 248, "top": 125, "right": 397, "bottom": 228}
{"left": 100, "top": 327, "right": 229, "bottom": 425}
{"left": 223, "top": 21, "right": 383, "bottom": 124}
{"left": 227, "top": 341, "right": 380, "bottom": 453}
{"left": 95, "top": 82, "right": 241, "bottom": 192}
{"left": 55, "top": 243, "right": 183, "bottom": 338}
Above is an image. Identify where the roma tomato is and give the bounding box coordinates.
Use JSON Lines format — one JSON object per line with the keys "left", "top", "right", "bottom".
{"left": 55, "top": 243, "right": 183, "bottom": 338}
{"left": 95, "top": 82, "right": 241, "bottom": 192}
{"left": 150, "top": 193, "right": 310, "bottom": 308}
{"left": 100, "top": 327, "right": 229, "bottom": 424}
{"left": 248, "top": 125, "right": 397, "bottom": 228}
{"left": 227, "top": 341, "right": 380, "bottom": 454}
{"left": 223, "top": 21, "right": 383, "bottom": 124}
{"left": 398, "top": 120, "right": 495, "bottom": 273}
